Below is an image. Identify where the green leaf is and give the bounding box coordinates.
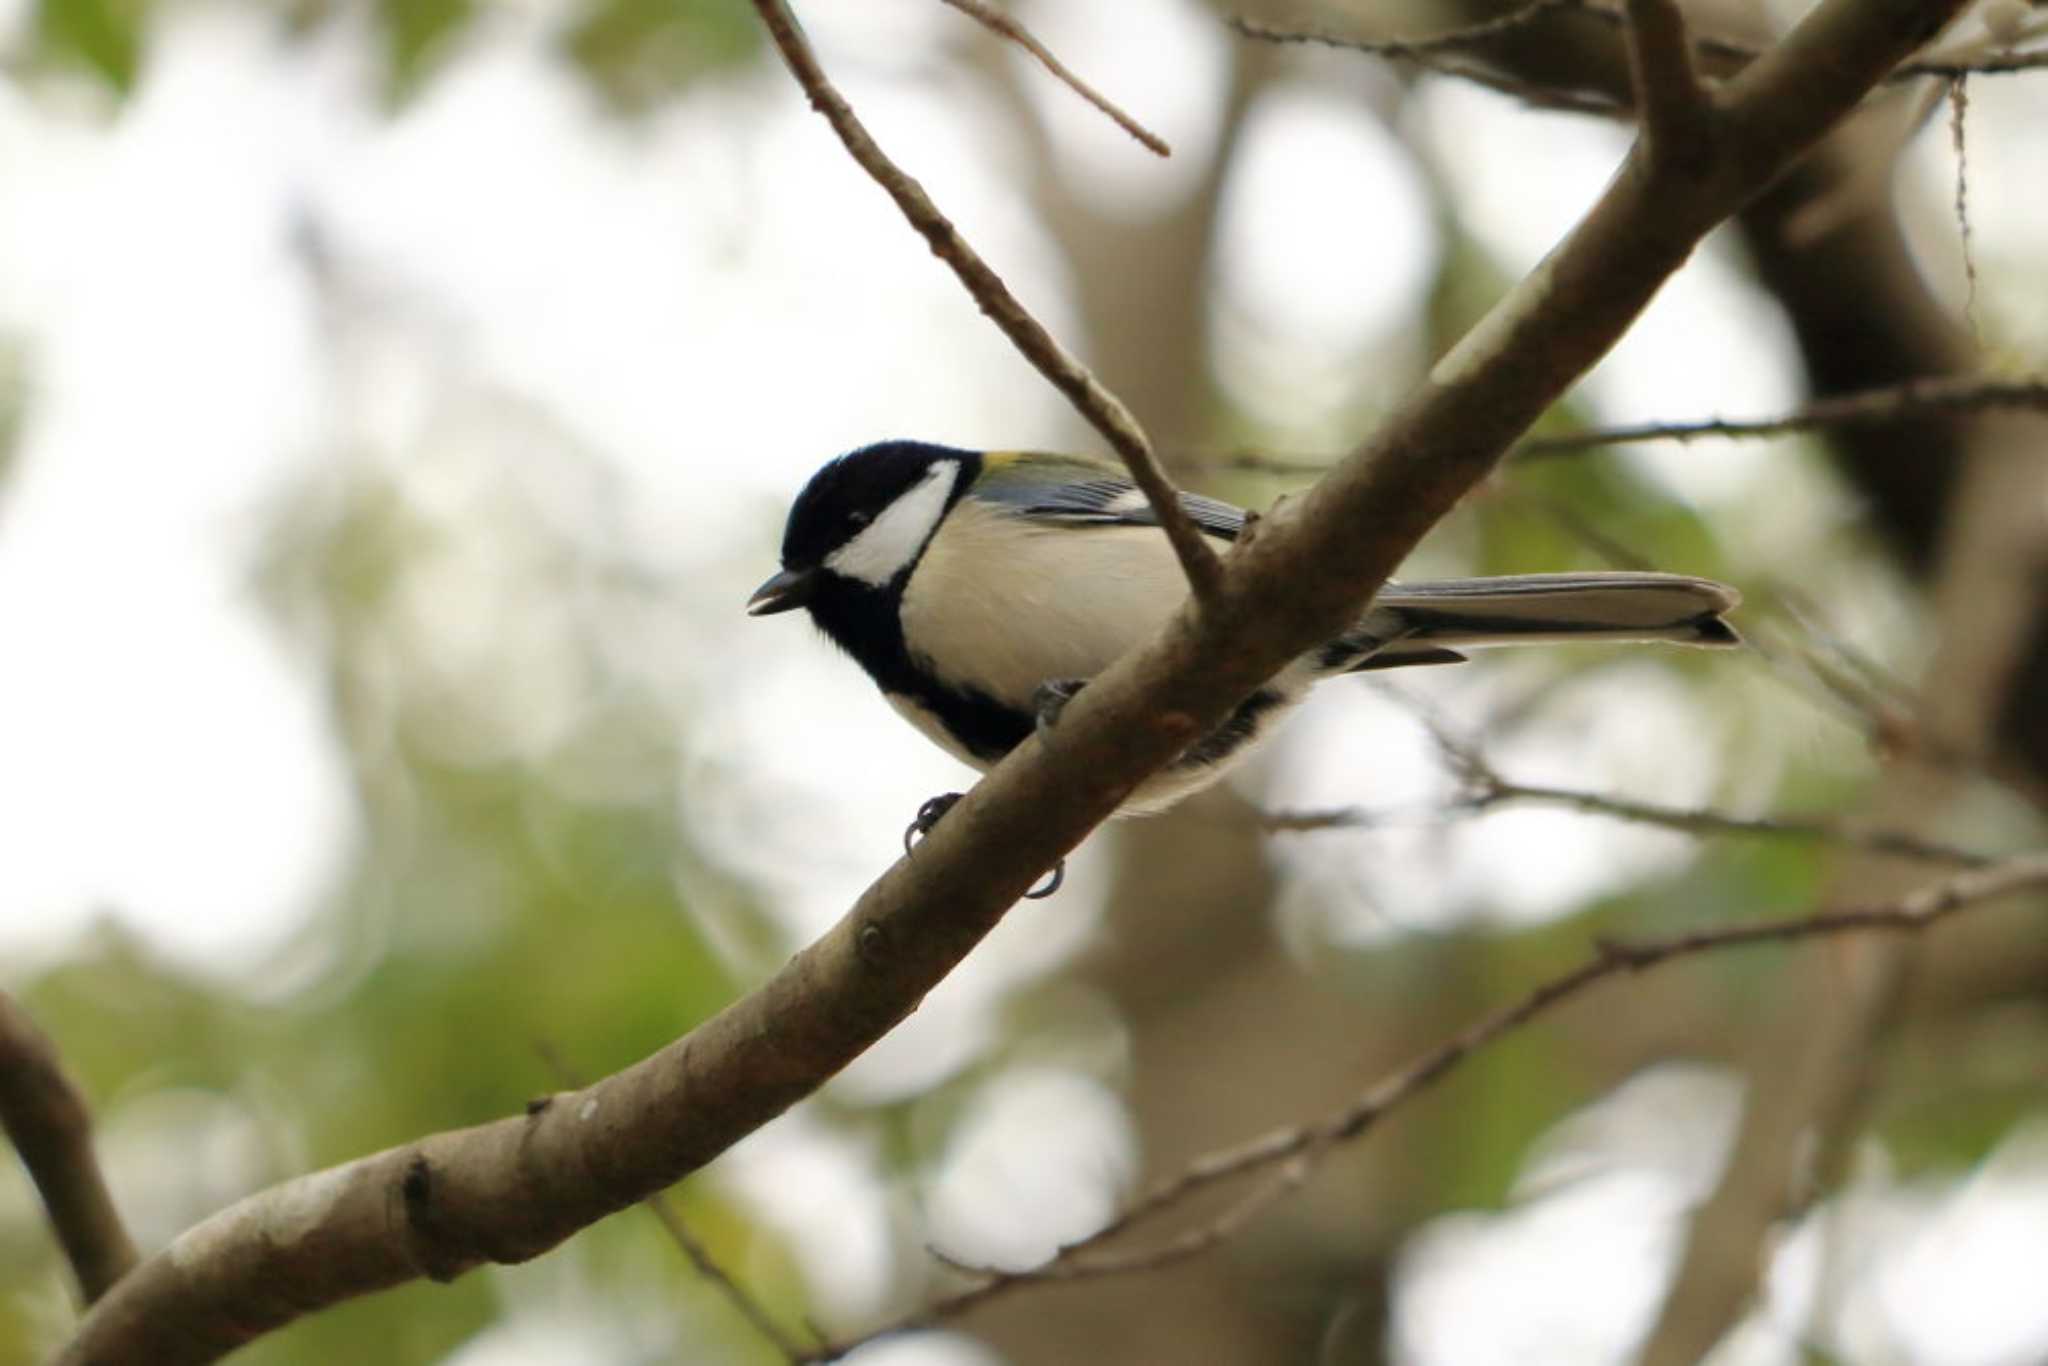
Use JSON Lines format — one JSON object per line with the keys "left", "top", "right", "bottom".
{"left": 378, "top": 0, "right": 472, "bottom": 100}
{"left": 563, "top": 0, "right": 758, "bottom": 110}
{"left": 34, "top": 0, "right": 146, "bottom": 91}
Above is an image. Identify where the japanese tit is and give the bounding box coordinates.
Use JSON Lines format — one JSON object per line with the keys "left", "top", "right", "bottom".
{"left": 749, "top": 441, "right": 1739, "bottom": 815}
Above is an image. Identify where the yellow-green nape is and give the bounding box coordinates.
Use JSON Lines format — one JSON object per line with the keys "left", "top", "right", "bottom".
{"left": 981, "top": 449, "right": 1124, "bottom": 476}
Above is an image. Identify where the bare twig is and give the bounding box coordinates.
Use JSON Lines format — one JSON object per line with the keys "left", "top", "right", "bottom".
{"left": 1187, "top": 377, "right": 2048, "bottom": 475}
{"left": 1232, "top": 2, "right": 2048, "bottom": 90}
{"left": 936, "top": 0, "right": 1169, "bottom": 156}
{"left": 536, "top": 1043, "right": 807, "bottom": 1362}
{"left": 0, "top": 991, "right": 139, "bottom": 1304}
{"left": 752, "top": 0, "right": 1223, "bottom": 601}
{"left": 1947, "top": 77, "right": 1979, "bottom": 334}
{"left": 1229, "top": 10, "right": 1629, "bottom": 118}
{"left": 1517, "top": 376, "right": 2048, "bottom": 456}
{"left": 1263, "top": 771, "right": 1998, "bottom": 871}
{"left": 808, "top": 852, "right": 2048, "bottom": 1359}
{"left": 1904, "top": 49, "right": 2048, "bottom": 78}
{"left": 1229, "top": 2, "right": 1584, "bottom": 66}
{"left": 1260, "top": 708, "right": 2002, "bottom": 870}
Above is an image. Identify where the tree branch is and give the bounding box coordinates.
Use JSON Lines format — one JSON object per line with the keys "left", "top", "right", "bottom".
{"left": 752, "top": 0, "right": 1222, "bottom": 601}
{"left": 935, "top": 0, "right": 1170, "bottom": 156}
{"left": 0, "top": 991, "right": 139, "bottom": 1304}
{"left": 1233, "top": 1, "right": 2040, "bottom": 90}
{"left": 1620, "top": 0, "right": 1714, "bottom": 170}
{"left": 1520, "top": 375, "right": 2048, "bottom": 456}
{"left": 804, "top": 851, "right": 2048, "bottom": 1359}
{"left": 1188, "top": 375, "right": 2048, "bottom": 474}
{"left": 1262, "top": 769, "right": 1999, "bottom": 873}
{"left": 53, "top": 1, "right": 1970, "bottom": 1359}
{"left": 1230, "top": 9, "right": 1631, "bottom": 118}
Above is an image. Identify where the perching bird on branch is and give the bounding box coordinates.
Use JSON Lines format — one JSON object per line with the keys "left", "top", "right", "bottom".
{"left": 749, "top": 440, "right": 1739, "bottom": 820}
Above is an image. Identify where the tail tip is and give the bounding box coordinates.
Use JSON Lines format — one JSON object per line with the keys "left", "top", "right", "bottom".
{"left": 1688, "top": 612, "right": 1742, "bottom": 647}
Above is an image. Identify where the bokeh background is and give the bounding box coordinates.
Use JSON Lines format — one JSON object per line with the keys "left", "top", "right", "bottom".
{"left": 3, "top": 0, "right": 2047, "bottom": 1362}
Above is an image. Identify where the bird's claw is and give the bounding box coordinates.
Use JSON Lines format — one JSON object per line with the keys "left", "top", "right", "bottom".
{"left": 902, "top": 790, "right": 1065, "bottom": 899}
{"left": 1033, "top": 678, "right": 1086, "bottom": 739}
{"left": 1024, "top": 861, "right": 1064, "bottom": 899}
{"left": 904, "top": 792, "right": 964, "bottom": 854}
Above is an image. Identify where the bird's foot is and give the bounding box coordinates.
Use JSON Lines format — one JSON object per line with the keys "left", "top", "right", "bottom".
{"left": 903, "top": 792, "right": 964, "bottom": 854}
{"left": 1023, "top": 862, "right": 1064, "bottom": 899}
{"left": 902, "top": 790, "right": 1064, "bottom": 899}
{"left": 1033, "top": 678, "right": 1087, "bottom": 739}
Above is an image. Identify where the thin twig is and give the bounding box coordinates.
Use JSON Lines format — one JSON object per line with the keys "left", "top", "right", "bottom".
{"left": 1516, "top": 376, "right": 2048, "bottom": 457}
{"left": 535, "top": 1043, "right": 809, "bottom": 1362}
{"left": 1266, "top": 714, "right": 1999, "bottom": 869}
{"left": 1230, "top": 2, "right": 1582, "bottom": 65}
{"left": 806, "top": 852, "right": 2048, "bottom": 1359}
{"left": 1229, "top": 10, "right": 1628, "bottom": 118}
{"left": 1231, "top": 3, "right": 2048, "bottom": 89}
{"left": 751, "top": 0, "right": 1224, "bottom": 601}
{"left": 0, "top": 991, "right": 139, "bottom": 1304}
{"left": 1187, "top": 376, "right": 2048, "bottom": 476}
{"left": 936, "top": 0, "right": 1169, "bottom": 156}
{"left": 1904, "top": 49, "right": 2048, "bottom": 78}
{"left": 1264, "top": 779, "right": 1997, "bottom": 870}
{"left": 1947, "top": 77, "right": 1979, "bottom": 336}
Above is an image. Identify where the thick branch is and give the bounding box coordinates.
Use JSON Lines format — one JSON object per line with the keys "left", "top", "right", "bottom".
{"left": 54, "top": 1, "right": 1968, "bottom": 1360}
{"left": 0, "top": 991, "right": 139, "bottom": 1304}
{"left": 752, "top": 0, "right": 1221, "bottom": 600}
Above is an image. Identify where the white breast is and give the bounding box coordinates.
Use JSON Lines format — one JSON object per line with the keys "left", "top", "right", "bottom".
{"left": 899, "top": 501, "right": 1194, "bottom": 708}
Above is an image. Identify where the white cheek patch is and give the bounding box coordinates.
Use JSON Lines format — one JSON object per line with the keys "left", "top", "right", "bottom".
{"left": 825, "top": 462, "right": 960, "bottom": 586}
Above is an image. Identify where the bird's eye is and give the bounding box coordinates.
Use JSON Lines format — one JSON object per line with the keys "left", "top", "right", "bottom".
{"left": 848, "top": 511, "right": 872, "bottom": 529}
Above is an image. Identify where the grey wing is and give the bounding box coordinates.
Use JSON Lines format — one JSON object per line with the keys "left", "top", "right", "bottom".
{"left": 983, "top": 471, "right": 1247, "bottom": 542}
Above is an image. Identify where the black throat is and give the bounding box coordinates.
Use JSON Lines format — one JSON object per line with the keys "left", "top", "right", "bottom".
{"left": 803, "top": 565, "right": 1033, "bottom": 766}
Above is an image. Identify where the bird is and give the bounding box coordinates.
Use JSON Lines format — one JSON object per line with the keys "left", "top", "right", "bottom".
{"left": 748, "top": 439, "right": 1740, "bottom": 833}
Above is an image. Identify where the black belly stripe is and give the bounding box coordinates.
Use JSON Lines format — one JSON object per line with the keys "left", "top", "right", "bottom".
{"left": 886, "top": 683, "right": 1033, "bottom": 762}
{"left": 1179, "top": 688, "right": 1285, "bottom": 768}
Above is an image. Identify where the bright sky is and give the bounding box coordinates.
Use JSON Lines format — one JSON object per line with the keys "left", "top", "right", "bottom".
{"left": 2, "top": 1, "right": 2045, "bottom": 1362}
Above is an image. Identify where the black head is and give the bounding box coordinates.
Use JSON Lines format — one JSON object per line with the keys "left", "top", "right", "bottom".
{"left": 748, "top": 441, "right": 980, "bottom": 616}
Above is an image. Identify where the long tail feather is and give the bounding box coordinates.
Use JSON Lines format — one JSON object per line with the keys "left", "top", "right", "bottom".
{"left": 1331, "top": 572, "right": 1740, "bottom": 671}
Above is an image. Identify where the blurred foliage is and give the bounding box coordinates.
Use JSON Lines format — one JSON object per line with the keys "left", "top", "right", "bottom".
{"left": 4, "top": 10, "right": 2047, "bottom": 1365}
{"left": 376, "top": 0, "right": 471, "bottom": 97}
{"left": 564, "top": 0, "right": 759, "bottom": 112}
{"left": 32, "top": 0, "right": 146, "bottom": 91}
{"left": 0, "top": 347, "right": 22, "bottom": 491}
{"left": 0, "top": 448, "right": 804, "bottom": 1364}
{"left": 25, "top": 0, "right": 757, "bottom": 105}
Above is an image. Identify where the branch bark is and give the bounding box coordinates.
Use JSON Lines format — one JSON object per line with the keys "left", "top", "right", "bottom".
{"left": 0, "top": 991, "right": 139, "bottom": 1305}
{"left": 52, "top": 1, "right": 1969, "bottom": 1359}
